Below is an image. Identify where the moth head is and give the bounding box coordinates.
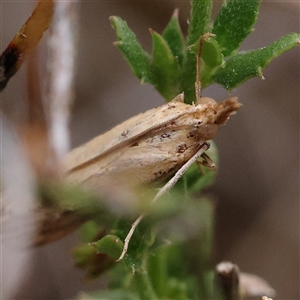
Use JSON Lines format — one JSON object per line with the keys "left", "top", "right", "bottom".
{"left": 196, "top": 123, "right": 219, "bottom": 141}
{"left": 196, "top": 97, "right": 217, "bottom": 106}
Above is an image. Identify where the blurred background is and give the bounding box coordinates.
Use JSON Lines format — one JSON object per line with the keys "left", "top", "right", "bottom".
{"left": 1, "top": 1, "right": 299, "bottom": 299}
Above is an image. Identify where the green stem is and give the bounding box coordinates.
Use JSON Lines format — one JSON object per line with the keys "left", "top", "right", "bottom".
{"left": 147, "top": 247, "right": 169, "bottom": 297}
{"left": 133, "top": 270, "right": 159, "bottom": 300}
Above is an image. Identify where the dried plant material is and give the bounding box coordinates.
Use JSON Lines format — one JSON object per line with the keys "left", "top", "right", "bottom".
{"left": 1, "top": 2, "right": 81, "bottom": 247}
{"left": 261, "top": 296, "right": 273, "bottom": 300}
{"left": 240, "top": 273, "right": 276, "bottom": 299}
{"left": 216, "top": 261, "right": 240, "bottom": 300}
{"left": 0, "top": 1, "right": 54, "bottom": 91}
{"left": 18, "top": 52, "right": 57, "bottom": 178}
{"left": 215, "top": 261, "right": 276, "bottom": 300}
{"left": 33, "top": 204, "right": 88, "bottom": 246}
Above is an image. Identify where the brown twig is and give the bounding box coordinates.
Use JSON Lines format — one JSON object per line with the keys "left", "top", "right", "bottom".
{"left": 0, "top": 1, "right": 54, "bottom": 91}
{"left": 216, "top": 261, "right": 240, "bottom": 300}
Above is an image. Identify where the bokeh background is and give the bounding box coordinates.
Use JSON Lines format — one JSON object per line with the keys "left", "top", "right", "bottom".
{"left": 1, "top": 1, "right": 299, "bottom": 299}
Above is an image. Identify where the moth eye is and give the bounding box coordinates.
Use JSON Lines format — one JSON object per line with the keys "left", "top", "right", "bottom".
{"left": 197, "top": 124, "right": 219, "bottom": 140}
{"left": 196, "top": 97, "right": 217, "bottom": 106}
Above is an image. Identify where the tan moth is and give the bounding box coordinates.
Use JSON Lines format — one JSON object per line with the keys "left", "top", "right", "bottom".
{"left": 63, "top": 33, "right": 241, "bottom": 260}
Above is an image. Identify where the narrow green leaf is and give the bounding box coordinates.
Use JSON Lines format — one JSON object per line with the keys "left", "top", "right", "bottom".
{"left": 201, "top": 38, "right": 224, "bottom": 87}
{"left": 162, "top": 9, "right": 185, "bottom": 66}
{"left": 149, "top": 29, "right": 182, "bottom": 101}
{"left": 110, "top": 16, "right": 151, "bottom": 83}
{"left": 202, "top": 38, "right": 223, "bottom": 68}
{"left": 212, "top": 0, "right": 261, "bottom": 56}
{"left": 91, "top": 235, "right": 123, "bottom": 260}
{"left": 186, "top": 0, "right": 213, "bottom": 46}
{"left": 213, "top": 33, "right": 300, "bottom": 90}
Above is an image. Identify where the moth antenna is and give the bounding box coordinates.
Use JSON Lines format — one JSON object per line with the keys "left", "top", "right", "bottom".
{"left": 195, "top": 33, "right": 216, "bottom": 102}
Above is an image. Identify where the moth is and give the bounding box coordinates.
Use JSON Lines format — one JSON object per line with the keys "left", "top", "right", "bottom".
{"left": 64, "top": 94, "right": 240, "bottom": 190}
{"left": 63, "top": 33, "right": 241, "bottom": 260}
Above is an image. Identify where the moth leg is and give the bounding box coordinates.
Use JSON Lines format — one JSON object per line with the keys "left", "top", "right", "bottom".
{"left": 116, "top": 142, "right": 210, "bottom": 262}
{"left": 152, "top": 142, "right": 210, "bottom": 202}
{"left": 197, "top": 152, "right": 216, "bottom": 173}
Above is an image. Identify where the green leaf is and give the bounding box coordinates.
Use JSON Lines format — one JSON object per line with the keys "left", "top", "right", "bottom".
{"left": 201, "top": 37, "right": 225, "bottom": 87}
{"left": 91, "top": 235, "right": 124, "bottom": 260}
{"left": 202, "top": 38, "right": 223, "bottom": 68}
{"left": 162, "top": 9, "right": 185, "bottom": 66}
{"left": 212, "top": 0, "right": 261, "bottom": 56}
{"left": 79, "top": 220, "right": 100, "bottom": 243}
{"left": 110, "top": 219, "right": 155, "bottom": 272}
{"left": 110, "top": 16, "right": 151, "bottom": 83}
{"left": 213, "top": 33, "right": 300, "bottom": 90}
{"left": 72, "top": 243, "right": 97, "bottom": 268}
{"left": 149, "top": 29, "right": 182, "bottom": 101}
{"left": 72, "top": 242, "right": 116, "bottom": 279}
{"left": 186, "top": 0, "right": 213, "bottom": 46}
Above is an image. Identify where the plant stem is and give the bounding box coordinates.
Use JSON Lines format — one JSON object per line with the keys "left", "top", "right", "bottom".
{"left": 133, "top": 269, "right": 159, "bottom": 300}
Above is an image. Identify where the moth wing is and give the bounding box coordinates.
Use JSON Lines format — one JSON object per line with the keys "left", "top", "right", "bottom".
{"left": 64, "top": 95, "right": 191, "bottom": 172}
